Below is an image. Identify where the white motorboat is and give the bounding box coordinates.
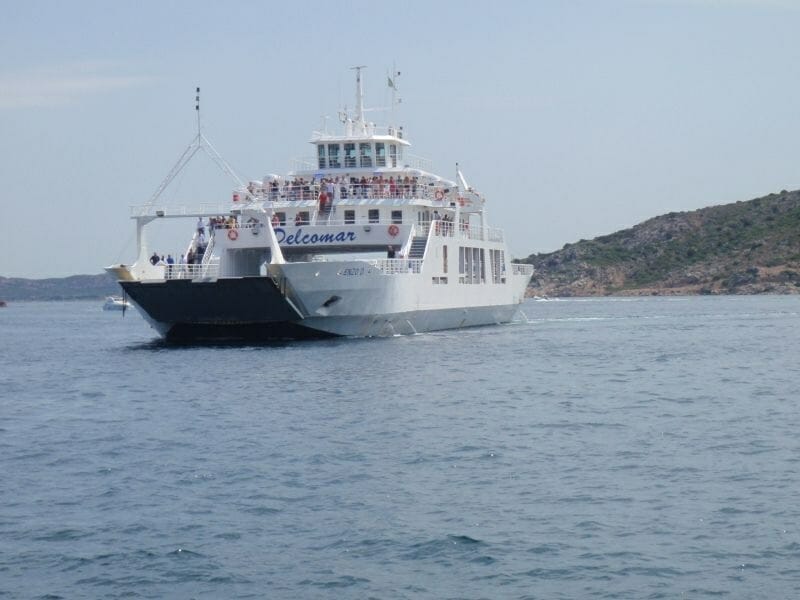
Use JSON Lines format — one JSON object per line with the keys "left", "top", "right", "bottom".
{"left": 103, "top": 296, "right": 130, "bottom": 311}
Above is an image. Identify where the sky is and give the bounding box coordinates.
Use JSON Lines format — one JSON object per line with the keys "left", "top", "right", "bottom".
{"left": 3, "top": 0, "right": 800, "bottom": 278}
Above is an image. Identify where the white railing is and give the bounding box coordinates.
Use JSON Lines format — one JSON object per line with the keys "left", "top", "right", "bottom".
{"left": 130, "top": 185, "right": 483, "bottom": 216}
{"left": 427, "top": 221, "right": 505, "bottom": 243}
{"left": 164, "top": 261, "right": 220, "bottom": 280}
{"left": 511, "top": 263, "right": 534, "bottom": 276}
{"left": 130, "top": 204, "right": 237, "bottom": 218}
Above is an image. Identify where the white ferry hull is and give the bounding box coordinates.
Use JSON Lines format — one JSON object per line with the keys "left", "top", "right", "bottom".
{"left": 120, "top": 265, "right": 528, "bottom": 341}
{"left": 300, "top": 304, "right": 522, "bottom": 337}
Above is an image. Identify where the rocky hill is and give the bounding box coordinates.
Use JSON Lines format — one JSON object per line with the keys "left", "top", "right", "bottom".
{"left": 0, "top": 273, "right": 121, "bottom": 302}
{"left": 522, "top": 190, "right": 800, "bottom": 297}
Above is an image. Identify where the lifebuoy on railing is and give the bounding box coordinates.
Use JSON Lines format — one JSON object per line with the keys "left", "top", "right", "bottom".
{"left": 388, "top": 224, "right": 399, "bottom": 237}
{"left": 435, "top": 190, "right": 444, "bottom": 201}
{"left": 228, "top": 228, "right": 239, "bottom": 241}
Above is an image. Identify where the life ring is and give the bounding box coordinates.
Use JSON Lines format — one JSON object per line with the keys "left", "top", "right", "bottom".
{"left": 228, "top": 228, "right": 239, "bottom": 241}
{"left": 435, "top": 190, "right": 444, "bottom": 201}
{"left": 388, "top": 224, "right": 399, "bottom": 237}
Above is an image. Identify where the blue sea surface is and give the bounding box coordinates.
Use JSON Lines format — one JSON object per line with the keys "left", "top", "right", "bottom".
{"left": 1, "top": 296, "right": 799, "bottom": 599}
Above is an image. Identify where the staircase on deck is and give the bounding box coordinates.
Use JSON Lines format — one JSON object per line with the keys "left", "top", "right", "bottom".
{"left": 407, "top": 236, "right": 428, "bottom": 259}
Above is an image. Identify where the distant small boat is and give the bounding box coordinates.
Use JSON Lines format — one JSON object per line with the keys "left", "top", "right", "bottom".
{"left": 0, "top": 300, "right": 6, "bottom": 307}
{"left": 103, "top": 296, "right": 130, "bottom": 311}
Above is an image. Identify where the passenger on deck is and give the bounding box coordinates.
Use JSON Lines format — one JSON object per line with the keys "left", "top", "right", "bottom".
{"left": 387, "top": 245, "right": 396, "bottom": 259}
{"left": 150, "top": 252, "right": 159, "bottom": 266}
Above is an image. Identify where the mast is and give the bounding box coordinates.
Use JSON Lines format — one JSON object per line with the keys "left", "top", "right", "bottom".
{"left": 351, "top": 65, "right": 366, "bottom": 125}
{"left": 388, "top": 64, "right": 400, "bottom": 130}
{"left": 140, "top": 86, "right": 249, "bottom": 215}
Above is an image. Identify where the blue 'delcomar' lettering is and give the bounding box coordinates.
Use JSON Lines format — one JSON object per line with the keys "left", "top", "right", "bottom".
{"left": 274, "top": 227, "right": 356, "bottom": 245}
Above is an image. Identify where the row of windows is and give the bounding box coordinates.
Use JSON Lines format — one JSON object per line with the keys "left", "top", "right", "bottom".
{"left": 318, "top": 142, "right": 401, "bottom": 169}
{"left": 459, "top": 246, "right": 485, "bottom": 285}
{"left": 458, "top": 247, "right": 506, "bottom": 285}
{"left": 273, "top": 209, "right": 404, "bottom": 226}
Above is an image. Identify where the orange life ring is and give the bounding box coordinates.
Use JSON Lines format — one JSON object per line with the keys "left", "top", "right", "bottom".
{"left": 388, "top": 224, "right": 399, "bottom": 237}
{"left": 228, "top": 228, "right": 239, "bottom": 241}
{"left": 435, "top": 190, "right": 444, "bottom": 201}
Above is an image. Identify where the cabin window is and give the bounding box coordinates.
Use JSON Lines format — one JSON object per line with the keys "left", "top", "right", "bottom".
{"left": 490, "top": 249, "right": 506, "bottom": 283}
{"left": 368, "top": 209, "right": 380, "bottom": 223}
{"left": 294, "top": 211, "right": 309, "bottom": 225}
{"left": 328, "top": 144, "right": 341, "bottom": 168}
{"left": 344, "top": 143, "right": 356, "bottom": 168}
{"left": 275, "top": 212, "right": 286, "bottom": 226}
{"left": 389, "top": 144, "right": 397, "bottom": 168}
{"left": 375, "top": 143, "right": 386, "bottom": 167}
{"left": 391, "top": 210, "right": 402, "bottom": 224}
{"left": 344, "top": 209, "right": 355, "bottom": 224}
{"left": 359, "top": 143, "right": 372, "bottom": 168}
{"left": 317, "top": 145, "right": 326, "bottom": 169}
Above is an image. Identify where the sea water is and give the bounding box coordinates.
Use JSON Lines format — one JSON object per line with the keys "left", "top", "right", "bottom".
{"left": 1, "top": 296, "right": 799, "bottom": 599}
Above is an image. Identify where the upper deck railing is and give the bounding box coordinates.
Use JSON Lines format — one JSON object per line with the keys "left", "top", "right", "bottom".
{"left": 129, "top": 183, "right": 484, "bottom": 218}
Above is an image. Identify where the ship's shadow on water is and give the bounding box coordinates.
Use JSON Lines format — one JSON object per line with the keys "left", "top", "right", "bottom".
{"left": 121, "top": 320, "right": 531, "bottom": 352}
{"left": 121, "top": 334, "right": 399, "bottom": 352}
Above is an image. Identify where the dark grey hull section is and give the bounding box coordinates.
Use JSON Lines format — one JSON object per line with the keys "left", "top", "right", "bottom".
{"left": 119, "top": 277, "right": 331, "bottom": 342}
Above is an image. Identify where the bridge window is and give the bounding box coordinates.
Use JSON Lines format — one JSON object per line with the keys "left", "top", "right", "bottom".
{"left": 328, "top": 144, "right": 341, "bottom": 168}
{"left": 375, "top": 142, "right": 386, "bottom": 167}
{"left": 389, "top": 144, "right": 397, "bottom": 167}
{"left": 368, "top": 209, "right": 380, "bottom": 223}
{"left": 344, "top": 143, "right": 356, "bottom": 168}
{"left": 359, "top": 143, "right": 372, "bottom": 168}
{"left": 391, "top": 210, "right": 402, "bottom": 224}
{"left": 317, "top": 145, "right": 326, "bottom": 169}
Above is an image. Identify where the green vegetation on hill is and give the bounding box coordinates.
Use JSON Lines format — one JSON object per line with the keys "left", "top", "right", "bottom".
{"left": 523, "top": 190, "right": 800, "bottom": 296}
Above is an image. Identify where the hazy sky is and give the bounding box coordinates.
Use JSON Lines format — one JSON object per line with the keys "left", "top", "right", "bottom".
{"left": 3, "top": 0, "right": 800, "bottom": 278}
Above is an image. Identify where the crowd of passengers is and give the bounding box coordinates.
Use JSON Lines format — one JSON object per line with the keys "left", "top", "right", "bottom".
{"left": 246, "top": 175, "right": 428, "bottom": 202}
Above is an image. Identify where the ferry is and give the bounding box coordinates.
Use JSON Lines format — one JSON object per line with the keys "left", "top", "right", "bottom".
{"left": 106, "top": 68, "right": 533, "bottom": 340}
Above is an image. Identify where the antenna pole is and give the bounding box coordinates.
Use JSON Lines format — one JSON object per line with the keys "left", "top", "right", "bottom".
{"left": 195, "top": 87, "right": 201, "bottom": 138}
{"left": 389, "top": 63, "right": 400, "bottom": 129}
{"left": 351, "top": 65, "right": 366, "bottom": 123}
